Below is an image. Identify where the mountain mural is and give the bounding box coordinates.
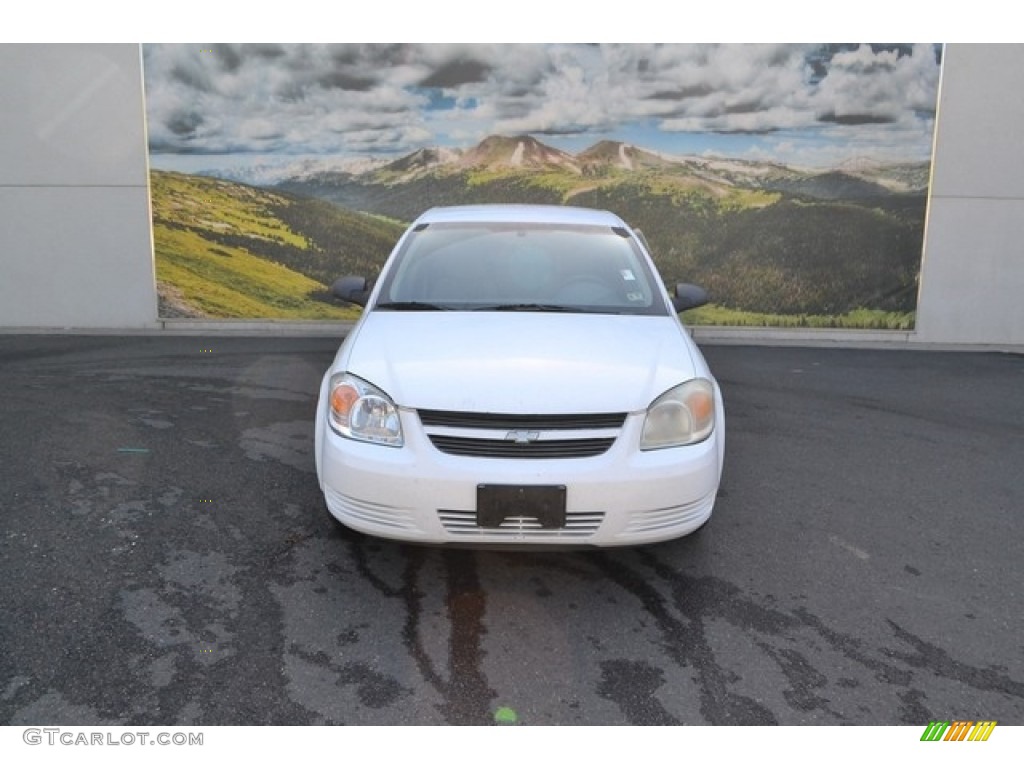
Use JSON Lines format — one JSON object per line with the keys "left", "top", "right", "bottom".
{"left": 255, "top": 134, "right": 926, "bottom": 323}
{"left": 144, "top": 44, "right": 939, "bottom": 327}
{"left": 266, "top": 135, "right": 929, "bottom": 196}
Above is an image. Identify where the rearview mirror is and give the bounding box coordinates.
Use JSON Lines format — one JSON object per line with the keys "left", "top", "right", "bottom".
{"left": 331, "top": 276, "right": 371, "bottom": 306}
{"left": 672, "top": 283, "right": 709, "bottom": 312}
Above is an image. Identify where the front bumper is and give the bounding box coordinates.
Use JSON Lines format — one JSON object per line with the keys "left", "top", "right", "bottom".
{"left": 318, "top": 409, "right": 721, "bottom": 547}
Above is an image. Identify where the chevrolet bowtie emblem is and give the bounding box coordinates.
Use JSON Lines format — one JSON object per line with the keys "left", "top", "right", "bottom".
{"left": 506, "top": 430, "right": 541, "bottom": 444}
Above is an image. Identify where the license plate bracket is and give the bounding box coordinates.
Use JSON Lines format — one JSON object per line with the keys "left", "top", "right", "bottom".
{"left": 476, "top": 484, "right": 567, "bottom": 529}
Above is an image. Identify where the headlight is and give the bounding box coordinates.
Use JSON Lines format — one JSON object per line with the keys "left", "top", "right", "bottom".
{"left": 328, "top": 373, "right": 403, "bottom": 447}
{"left": 640, "top": 378, "right": 715, "bottom": 450}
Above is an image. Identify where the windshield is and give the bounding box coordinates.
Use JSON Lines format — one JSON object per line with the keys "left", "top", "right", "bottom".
{"left": 375, "top": 222, "right": 669, "bottom": 316}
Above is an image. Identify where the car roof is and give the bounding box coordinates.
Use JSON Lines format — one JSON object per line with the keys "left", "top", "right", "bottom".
{"left": 414, "top": 204, "right": 627, "bottom": 228}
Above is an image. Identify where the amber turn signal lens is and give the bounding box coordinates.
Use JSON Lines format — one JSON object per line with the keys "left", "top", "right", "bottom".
{"left": 330, "top": 383, "right": 359, "bottom": 422}
{"left": 689, "top": 389, "right": 714, "bottom": 425}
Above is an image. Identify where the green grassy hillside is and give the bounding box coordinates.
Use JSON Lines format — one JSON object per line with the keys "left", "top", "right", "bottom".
{"left": 569, "top": 183, "right": 924, "bottom": 318}
{"left": 151, "top": 171, "right": 403, "bottom": 319}
{"left": 153, "top": 159, "right": 925, "bottom": 328}
{"left": 682, "top": 304, "right": 916, "bottom": 330}
{"left": 280, "top": 165, "right": 923, "bottom": 321}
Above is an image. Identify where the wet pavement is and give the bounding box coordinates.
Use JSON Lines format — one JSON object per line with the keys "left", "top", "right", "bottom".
{"left": 1, "top": 335, "right": 1022, "bottom": 725}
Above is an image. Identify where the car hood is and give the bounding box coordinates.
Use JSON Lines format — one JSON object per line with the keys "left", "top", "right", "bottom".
{"left": 340, "top": 311, "right": 700, "bottom": 414}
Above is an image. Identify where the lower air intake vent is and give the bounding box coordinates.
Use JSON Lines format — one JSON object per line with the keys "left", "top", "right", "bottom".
{"left": 438, "top": 510, "right": 604, "bottom": 539}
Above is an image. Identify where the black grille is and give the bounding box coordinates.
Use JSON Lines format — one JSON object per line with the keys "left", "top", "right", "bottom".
{"left": 428, "top": 435, "right": 615, "bottom": 459}
{"left": 417, "top": 410, "right": 626, "bottom": 430}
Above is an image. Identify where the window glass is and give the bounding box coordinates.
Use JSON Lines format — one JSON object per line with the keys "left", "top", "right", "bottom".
{"left": 380, "top": 223, "right": 667, "bottom": 315}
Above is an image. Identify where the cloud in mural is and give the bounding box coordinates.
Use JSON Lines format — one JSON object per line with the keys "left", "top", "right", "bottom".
{"left": 143, "top": 43, "right": 941, "bottom": 168}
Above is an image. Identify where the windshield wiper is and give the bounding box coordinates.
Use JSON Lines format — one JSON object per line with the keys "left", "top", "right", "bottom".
{"left": 475, "top": 303, "right": 577, "bottom": 313}
{"left": 375, "top": 301, "right": 450, "bottom": 311}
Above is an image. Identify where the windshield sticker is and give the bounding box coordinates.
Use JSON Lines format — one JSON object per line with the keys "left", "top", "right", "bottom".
{"left": 620, "top": 269, "right": 636, "bottom": 281}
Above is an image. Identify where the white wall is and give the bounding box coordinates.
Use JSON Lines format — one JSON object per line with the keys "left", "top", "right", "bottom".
{"left": 0, "top": 44, "right": 157, "bottom": 328}
{"left": 915, "top": 44, "right": 1024, "bottom": 346}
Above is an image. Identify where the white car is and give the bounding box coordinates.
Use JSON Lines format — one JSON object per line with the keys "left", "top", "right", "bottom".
{"left": 314, "top": 204, "right": 724, "bottom": 546}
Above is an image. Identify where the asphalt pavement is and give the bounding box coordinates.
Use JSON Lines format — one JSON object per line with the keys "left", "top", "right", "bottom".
{"left": 1, "top": 334, "right": 1022, "bottom": 725}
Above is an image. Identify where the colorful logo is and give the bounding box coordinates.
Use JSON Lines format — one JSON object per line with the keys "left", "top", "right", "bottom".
{"left": 920, "top": 721, "right": 997, "bottom": 742}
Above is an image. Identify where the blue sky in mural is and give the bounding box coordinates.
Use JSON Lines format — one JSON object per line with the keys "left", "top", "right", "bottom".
{"left": 144, "top": 44, "right": 941, "bottom": 177}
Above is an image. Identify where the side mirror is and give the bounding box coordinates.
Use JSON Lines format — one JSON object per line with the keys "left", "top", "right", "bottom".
{"left": 672, "top": 283, "right": 709, "bottom": 312}
{"left": 331, "top": 276, "right": 371, "bottom": 306}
